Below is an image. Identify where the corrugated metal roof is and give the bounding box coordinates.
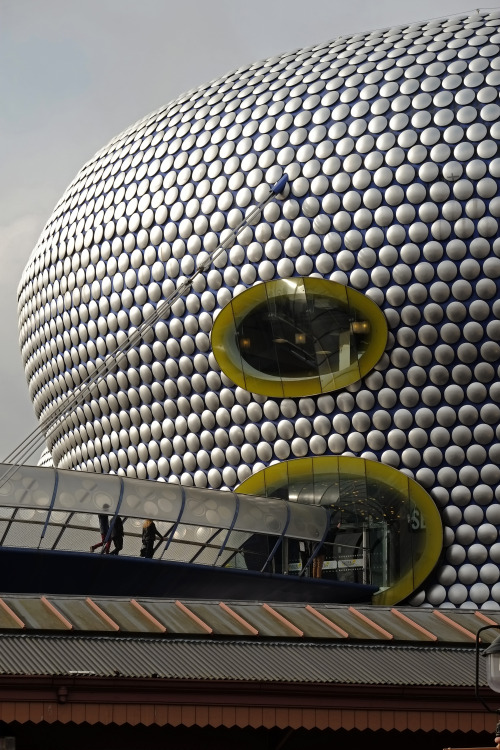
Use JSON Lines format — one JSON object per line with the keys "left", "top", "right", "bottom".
{"left": 0, "top": 634, "right": 485, "bottom": 687}
{"left": 0, "top": 594, "right": 499, "bottom": 644}
{"left": 0, "top": 594, "right": 496, "bottom": 689}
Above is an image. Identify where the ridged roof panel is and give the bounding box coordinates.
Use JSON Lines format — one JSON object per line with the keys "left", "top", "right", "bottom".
{"left": 1, "top": 595, "right": 500, "bottom": 644}
{"left": 0, "top": 635, "right": 485, "bottom": 687}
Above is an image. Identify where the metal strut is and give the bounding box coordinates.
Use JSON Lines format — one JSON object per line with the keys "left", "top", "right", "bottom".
{"left": 1, "top": 176, "right": 289, "bottom": 482}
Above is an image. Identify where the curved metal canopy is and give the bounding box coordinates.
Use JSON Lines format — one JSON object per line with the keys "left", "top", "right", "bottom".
{"left": 0, "top": 464, "right": 329, "bottom": 563}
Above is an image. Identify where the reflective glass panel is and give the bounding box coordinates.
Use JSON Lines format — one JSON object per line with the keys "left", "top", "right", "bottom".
{"left": 212, "top": 278, "right": 388, "bottom": 397}
{"left": 237, "top": 456, "right": 443, "bottom": 605}
{"left": 0, "top": 464, "right": 329, "bottom": 566}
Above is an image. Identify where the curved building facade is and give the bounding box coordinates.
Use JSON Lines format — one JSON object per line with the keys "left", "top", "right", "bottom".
{"left": 17, "top": 10, "right": 500, "bottom": 607}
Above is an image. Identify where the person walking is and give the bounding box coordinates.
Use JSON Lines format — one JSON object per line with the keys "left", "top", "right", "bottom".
{"left": 140, "top": 519, "right": 161, "bottom": 558}
{"left": 90, "top": 514, "right": 111, "bottom": 554}
{"left": 109, "top": 516, "right": 124, "bottom": 555}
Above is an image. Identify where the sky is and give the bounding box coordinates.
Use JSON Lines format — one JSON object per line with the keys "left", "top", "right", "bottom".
{"left": 0, "top": 0, "right": 487, "bottom": 462}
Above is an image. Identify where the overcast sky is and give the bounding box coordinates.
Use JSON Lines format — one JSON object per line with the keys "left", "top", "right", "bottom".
{"left": 0, "top": 0, "right": 483, "bottom": 462}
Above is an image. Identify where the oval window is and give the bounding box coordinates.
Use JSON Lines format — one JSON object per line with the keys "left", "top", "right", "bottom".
{"left": 237, "top": 457, "right": 443, "bottom": 606}
{"left": 212, "top": 278, "right": 388, "bottom": 397}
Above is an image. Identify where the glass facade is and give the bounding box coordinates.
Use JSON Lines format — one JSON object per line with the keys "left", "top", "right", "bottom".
{"left": 0, "top": 463, "right": 329, "bottom": 567}
{"left": 212, "top": 278, "right": 388, "bottom": 398}
{"left": 237, "top": 457, "right": 443, "bottom": 605}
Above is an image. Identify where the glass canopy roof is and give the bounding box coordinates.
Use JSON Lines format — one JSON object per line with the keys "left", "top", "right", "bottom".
{"left": 0, "top": 464, "right": 329, "bottom": 566}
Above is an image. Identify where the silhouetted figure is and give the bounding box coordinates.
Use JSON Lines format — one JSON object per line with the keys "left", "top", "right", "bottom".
{"left": 299, "top": 540, "right": 314, "bottom": 574}
{"left": 90, "top": 514, "right": 110, "bottom": 554}
{"left": 312, "top": 518, "right": 341, "bottom": 579}
{"left": 109, "top": 516, "right": 124, "bottom": 555}
{"left": 140, "top": 519, "right": 160, "bottom": 558}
